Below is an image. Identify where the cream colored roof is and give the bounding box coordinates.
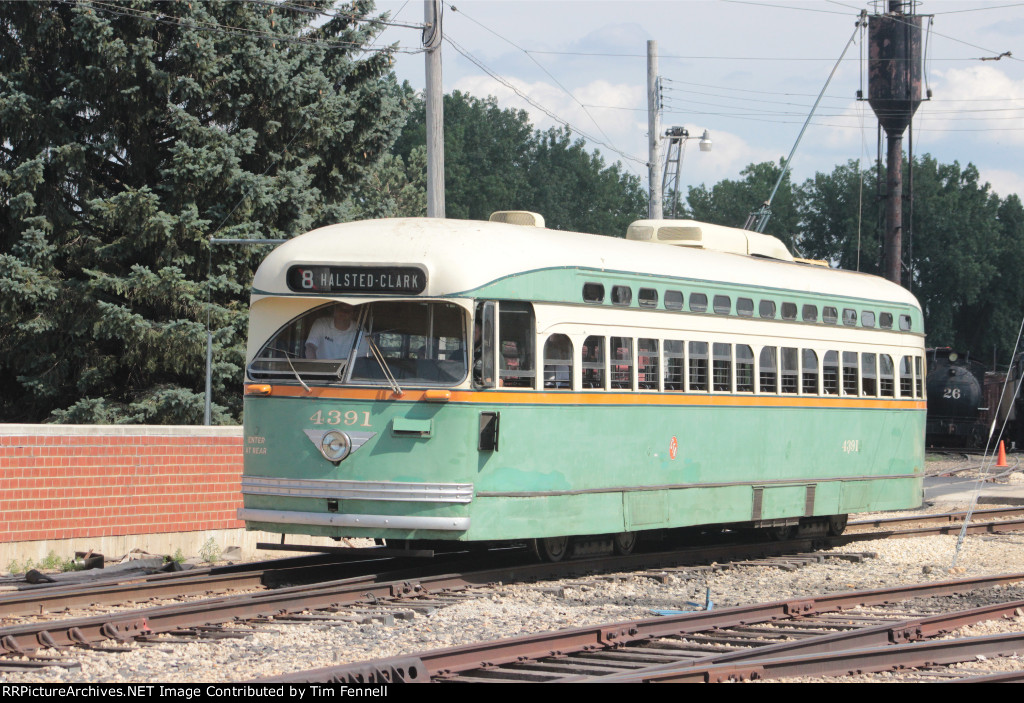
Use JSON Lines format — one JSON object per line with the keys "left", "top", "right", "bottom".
{"left": 251, "top": 217, "right": 920, "bottom": 308}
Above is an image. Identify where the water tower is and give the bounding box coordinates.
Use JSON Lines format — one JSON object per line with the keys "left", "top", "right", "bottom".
{"left": 868, "top": 0, "right": 925, "bottom": 286}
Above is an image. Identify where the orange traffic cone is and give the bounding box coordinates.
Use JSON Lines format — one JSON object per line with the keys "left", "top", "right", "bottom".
{"left": 996, "top": 440, "right": 1008, "bottom": 468}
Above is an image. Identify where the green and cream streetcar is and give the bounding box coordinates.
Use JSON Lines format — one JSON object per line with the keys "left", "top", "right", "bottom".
{"left": 239, "top": 213, "right": 925, "bottom": 560}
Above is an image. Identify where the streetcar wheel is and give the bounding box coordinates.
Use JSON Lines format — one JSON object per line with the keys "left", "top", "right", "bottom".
{"left": 766, "top": 525, "right": 797, "bottom": 541}
{"left": 533, "top": 536, "right": 571, "bottom": 562}
{"left": 827, "top": 514, "right": 848, "bottom": 536}
{"left": 613, "top": 531, "right": 638, "bottom": 556}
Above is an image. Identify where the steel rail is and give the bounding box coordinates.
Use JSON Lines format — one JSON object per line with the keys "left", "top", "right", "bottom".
{"left": 0, "top": 539, "right": 818, "bottom": 655}
{"left": 6, "top": 508, "right": 1019, "bottom": 620}
{"left": 259, "top": 572, "right": 1024, "bottom": 683}
{"left": 575, "top": 595, "right": 1024, "bottom": 682}
{"left": 5, "top": 516, "right": 1024, "bottom": 656}
{"left": 0, "top": 551, "right": 427, "bottom": 618}
{"left": 848, "top": 506, "right": 1024, "bottom": 532}
{"left": 609, "top": 631, "right": 1024, "bottom": 683}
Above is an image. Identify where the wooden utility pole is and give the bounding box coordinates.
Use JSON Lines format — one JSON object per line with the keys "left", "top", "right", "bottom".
{"left": 424, "top": 0, "right": 445, "bottom": 218}
{"left": 647, "top": 40, "right": 662, "bottom": 220}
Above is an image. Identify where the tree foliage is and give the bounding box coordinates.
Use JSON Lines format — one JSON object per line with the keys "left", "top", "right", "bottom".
{"left": 0, "top": 0, "right": 408, "bottom": 423}
{"left": 689, "top": 155, "right": 1022, "bottom": 367}
{"left": 687, "top": 160, "right": 800, "bottom": 250}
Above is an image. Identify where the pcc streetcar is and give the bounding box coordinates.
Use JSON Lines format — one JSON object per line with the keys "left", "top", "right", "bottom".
{"left": 239, "top": 213, "right": 926, "bottom": 560}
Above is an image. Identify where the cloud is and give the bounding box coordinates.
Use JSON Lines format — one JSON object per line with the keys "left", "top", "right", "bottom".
{"left": 922, "top": 65, "right": 1024, "bottom": 145}
{"left": 451, "top": 73, "right": 647, "bottom": 166}
{"left": 978, "top": 168, "right": 1024, "bottom": 200}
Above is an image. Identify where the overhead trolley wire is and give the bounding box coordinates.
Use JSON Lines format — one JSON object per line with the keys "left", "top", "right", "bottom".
{"left": 443, "top": 35, "right": 648, "bottom": 168}
{"left": 444, "top": 1, "right": 624, "bottom": 159}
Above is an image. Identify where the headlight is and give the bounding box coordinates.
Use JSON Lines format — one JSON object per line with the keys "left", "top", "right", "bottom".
{"left": 320, "top": 430, "right": 352, "bottom": 463}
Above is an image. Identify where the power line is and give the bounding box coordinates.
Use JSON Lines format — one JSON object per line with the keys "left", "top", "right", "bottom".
{"left": 931, "top": 1, "right": 1024, "bottom": 14}
{"left": 443, "top": 35, "right": 648, "bottom": 167}
{"left": 444, "top": 1, "right": 625, "bottom": 158}
{"left": 721, "top": 0, "right": 851, "bottom": 15}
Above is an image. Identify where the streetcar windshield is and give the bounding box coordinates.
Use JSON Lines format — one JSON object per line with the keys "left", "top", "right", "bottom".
{"left": 248, "top": 301, "right": 468, "bottom": 386}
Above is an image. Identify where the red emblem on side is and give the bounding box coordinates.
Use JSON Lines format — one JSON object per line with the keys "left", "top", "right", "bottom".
{"left": 669, "top": 436, "right": 678, "bottom": 460}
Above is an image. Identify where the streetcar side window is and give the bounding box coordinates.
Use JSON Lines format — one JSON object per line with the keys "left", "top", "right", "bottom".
{"left": 842, "top": 308, "right": 857, "bottom": 326}
{"left": 582, "top": 283, "right": 605, "bottom": 303}
{"left": 900, "top": 355, "right": 913, "bottom": 397}
{"left": 899, "top": 314, "right": 913, "bottom": 331}
{"left": 759, "top": 300, "right": 776, "bottom": 319}
{"left": 759, "top": 346, "right": 777, "bottom": 394}
{"left": 712, "top": 342, "right": 732, "bottom": 392}
{"left": 842, "top": 351, "right": 859, "bottom": 395}
{"left": 689, "top": 293, "right": 708, "bottom": 313}
{"left": 862, "top": 353, "right": 877, "bottom": 396}
{"left": 823, "top": 351, "right": 840, "bottom": 395}
{"left": 713, "top": 295, "right": 731, "bottom": 315}
{"left": 823, "top": 307, "right": 838, "bottom": 324}
{"left": 736, "top": 345, "right": 754, "bottom": 393}
{"left": 689, "top": 341, "right": 709, "bottom": 391}
{"left": 639, "top": 288, "right": 658, "bottom": 308}
{"left": 612, "top": 286, "right": 632, "bottom": 306}
{"left": 781, "top": 347, "right": 798, "bottom": 394}
{"left": 610, "top": 337, "right": 634, "bottom": 390}
{"left": 737, "top": 298, "right": 754, "bottom": 317}
{"left": 880, "top": 354, "right": 895, "bottom": 397}
{"left": 582, "top": 336, "right": 606, "bottom": 389}
{"left": 498, "top": 302, "right": 535, "bottom": 388}
{"left": 781, "top": 302, "right": 797, "bottom": 321}
{"left": 664, "top": 290, "right": 684, "bottom": 310}
{"left": 664, "top": 340, "right": 685, "bottom": 391}
{"left": 880, "top": 312, "right": 894, "bottom": 329}
{"left": 802, "top": 349, "right": 819, "bottom": 394}
{"left": 543, "top": 334, "right": 573, "bottom": 390}
{"left": 862, "top": 311, "right": 876, "bottom": 328}
{"left": 638, "top": 338, "right": 659, "bottom": 390}
{"left": 802, "top": 305, "right": 818, "bottom": 323}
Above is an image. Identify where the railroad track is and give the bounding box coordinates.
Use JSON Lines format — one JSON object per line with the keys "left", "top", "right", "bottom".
{"left": 260, "top": 573, "right": 1024, "bottom": 683}
{"left": 3, "top": 507, "right": 1024, "bottom": 673}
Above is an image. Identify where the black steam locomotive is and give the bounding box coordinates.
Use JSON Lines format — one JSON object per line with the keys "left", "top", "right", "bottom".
{"left": 925, "top": 348, "right": 987, "bottom": 448}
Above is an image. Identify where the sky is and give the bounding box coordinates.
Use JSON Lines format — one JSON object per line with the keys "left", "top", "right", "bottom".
{"left": 371, "top": 0, "right": 1024, "bottom": 206}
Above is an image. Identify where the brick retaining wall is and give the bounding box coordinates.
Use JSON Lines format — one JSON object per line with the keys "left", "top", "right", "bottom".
{"left": 0, "top": 425, "right": 243, "bottom": 544}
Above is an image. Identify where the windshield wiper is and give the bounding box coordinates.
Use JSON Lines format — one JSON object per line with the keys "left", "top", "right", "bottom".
{"left": 261, "top": 346, "right": 313, "bottom": 393}
{"left": 365, "top": 335, "right": 404, "bottom": 397}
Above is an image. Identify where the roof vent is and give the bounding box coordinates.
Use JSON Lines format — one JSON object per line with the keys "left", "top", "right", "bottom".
{"left": 489, "top": 211, "right": 545, "bottom": 227}
{"left": 626, "top": 219, "right": 793, "bottom": 262}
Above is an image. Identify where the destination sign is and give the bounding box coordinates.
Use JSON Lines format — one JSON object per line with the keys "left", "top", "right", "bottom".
{"left": 286, "top": 266, "right": 427, "bottom": 294}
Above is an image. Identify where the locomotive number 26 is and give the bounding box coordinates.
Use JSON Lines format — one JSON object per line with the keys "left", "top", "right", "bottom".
{"left": 310, "top": 410, "right": 372, "bottom": 427}
{"left": 943, "top": 387, "right": 962, "bottom": 399}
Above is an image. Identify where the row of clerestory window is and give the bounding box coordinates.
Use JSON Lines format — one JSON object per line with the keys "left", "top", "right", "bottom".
{"left": 582, "top": 282, "right": 912, "bottom": 332}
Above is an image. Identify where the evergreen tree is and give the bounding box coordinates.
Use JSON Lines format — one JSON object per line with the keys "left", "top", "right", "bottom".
{"left": 0, "top": 0, "right": 408, "bottom": 423}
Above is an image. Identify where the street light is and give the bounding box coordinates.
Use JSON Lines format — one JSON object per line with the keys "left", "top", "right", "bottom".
{"left": 662, "top": 127, "right": 712, "bottom": 219}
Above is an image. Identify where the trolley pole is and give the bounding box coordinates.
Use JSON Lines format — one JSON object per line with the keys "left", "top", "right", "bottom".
{"left": 647, "top": 41, "right": 662, "bottom": 220}
{"left": 424, "top": 0, "right": 445, "bottom": 218}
